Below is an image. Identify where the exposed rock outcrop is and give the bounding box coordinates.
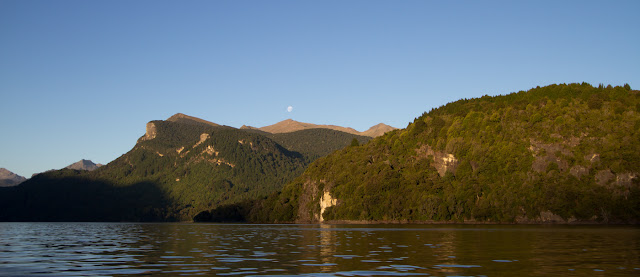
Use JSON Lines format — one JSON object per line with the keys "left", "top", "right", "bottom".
{"left": 319, "top": 191, "right": 337, "bottom": 222}
{"left": 193, "top": 133, "right": 210, "bottom": 148}
{"left": 415, "top": 145, "right": 459, "bottom": 177}
{"left": 140, "top": 122, "right": 157, "bottom": 141}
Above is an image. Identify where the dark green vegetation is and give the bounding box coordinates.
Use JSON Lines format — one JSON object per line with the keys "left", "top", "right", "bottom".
{"left": 267, "top": 129, "right": 371, "bottom": 162}
{"left": 0, "top": 116, "right": 371, "bottom": 221}
{"left": 243, "top": 83, "right": 640, "bottom": 223}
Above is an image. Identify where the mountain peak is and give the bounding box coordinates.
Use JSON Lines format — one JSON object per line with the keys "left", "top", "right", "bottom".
{"left": 66, "top": 159, "right": 102, "bottom": 171}
{"left": 167, "top": 113, "right": 220, "bottom": 127}
{"left": 0, "top": 168, "right": 27, "bottom": 187}
{"left": 361, "top": 123, "right": 397, "bottom": 137}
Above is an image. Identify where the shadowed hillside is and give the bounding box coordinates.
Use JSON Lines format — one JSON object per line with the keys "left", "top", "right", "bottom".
{"left": 0, "top": 169, "right": 169, "bottom": 221}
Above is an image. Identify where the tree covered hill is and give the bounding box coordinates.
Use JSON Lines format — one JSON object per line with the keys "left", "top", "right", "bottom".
{"left": 237, "top": 83, "right": 640, "bottom": 224}
{"left": 0, "top": 115, "right": 373, "bottom": 221}
{"left": 266, "top": 129, "right": 372, "bottom": 162}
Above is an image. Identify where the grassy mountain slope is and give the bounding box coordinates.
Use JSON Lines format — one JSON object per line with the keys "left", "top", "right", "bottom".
{"left": 243, "top": 119, "right": 397, "bottom": 138}
{"left": 248, "top": 83, "right": 640, "bottom": 224}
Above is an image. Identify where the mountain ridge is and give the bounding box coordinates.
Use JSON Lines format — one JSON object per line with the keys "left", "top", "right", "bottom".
{"left": 168, "top": 113, "right": 397, "bottom": 138}
{"left": 241, "top": 119, "right": 396, "bottom": 138}
{"left": 166, "top": 113, "right": 221, "bottom": 127}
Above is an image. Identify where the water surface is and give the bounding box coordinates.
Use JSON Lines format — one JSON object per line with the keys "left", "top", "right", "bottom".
{"left": 0, "top": 223, "right": 638, "bottom": 276}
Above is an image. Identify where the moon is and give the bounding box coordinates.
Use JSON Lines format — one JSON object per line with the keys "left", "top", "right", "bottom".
{"left": 287, "top": 106, "right": 293, "bottom": 112}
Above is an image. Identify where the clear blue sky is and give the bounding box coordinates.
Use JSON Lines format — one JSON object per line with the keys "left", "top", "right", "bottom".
{"left": 1, "top": 0, "right": 638, "bottom": 177}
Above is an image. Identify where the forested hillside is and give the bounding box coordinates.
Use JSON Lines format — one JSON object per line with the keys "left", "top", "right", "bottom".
{"left": 266, "top": 129, "right": 372, "bottom": 162}
{"left": 0, "top": 115, "right": 370, "bottom": 221}
{"left": 237, "top": 83, "right": 640, "bottom": 224}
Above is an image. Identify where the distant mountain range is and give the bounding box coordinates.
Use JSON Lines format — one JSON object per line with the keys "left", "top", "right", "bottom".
{"left": 29, "top": 159, "right": 103, "bottom": 178}
{"left": 241, "top": 119, "right": 397, "bottom": 138}
{"left": 0, "top": 168, "right": 26, "bottom": 187}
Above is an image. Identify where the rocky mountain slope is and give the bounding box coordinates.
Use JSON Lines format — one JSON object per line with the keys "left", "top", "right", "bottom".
{"left": 0, "top": 168, "right": 26, "bottom": 187}
{"left": 242, "top": 119, "right": 396, "bottom": 137}
{"left": 215, "top": 83, "right": 639, "bottom": 224}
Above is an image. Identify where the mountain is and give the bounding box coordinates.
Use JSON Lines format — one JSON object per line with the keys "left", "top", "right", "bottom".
{"left": 0, "top": 168, "right": 26, "bottom": 187}
{"left": 0, "top": 113, "right": 374, "bottom": 222}
{"left": 207, "top": 83, "right": 640, "bottom": 224}
{"left": 361, "top": 123, "right": 397, "bottom": 138}
{"left": 242, "top": 119, "right": 396, "bottom": 138}
{"left": 166, "top": 113, "right": 222, "bottom": 127}
{"left": 65, "top": 159, "right": 102, "bottom": 171}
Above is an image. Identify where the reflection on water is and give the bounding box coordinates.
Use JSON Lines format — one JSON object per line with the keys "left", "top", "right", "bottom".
{"left": 0, "top": 223, "right": 639, "bottom": 276}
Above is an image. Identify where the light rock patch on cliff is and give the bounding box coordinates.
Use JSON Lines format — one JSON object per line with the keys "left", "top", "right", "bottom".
{"left": 415, "top": 145, "right": 459, "bottom": 177}
{"left": 140, "top": 122, "right": 157, "bottom": 141}
{"left": 319, "top": 191, "right": 337, "bottom": 222}
{"left": 193, "top": 133, "right": 210, "bottom": 148}
{"left": 203, "top": 145, "right": 219, "bottom": 156}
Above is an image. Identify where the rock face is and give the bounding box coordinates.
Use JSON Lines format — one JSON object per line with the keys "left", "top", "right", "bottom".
{"left": 140, "top": 122, "right": 157, "bottom": 142}
{"left": 0, "top": 168, "right": 26, "bottom": 187}
{"left": 65, "top": 160, "right": 102, "bottom": 171}
{"left": 319, "top": 191, "right": 337, "bottom": 222}
{"left": 250, "top": 119, "right": 397, "bottom": 138}
{"left": 416, "top": 145, "right": 459, "bottom": 177}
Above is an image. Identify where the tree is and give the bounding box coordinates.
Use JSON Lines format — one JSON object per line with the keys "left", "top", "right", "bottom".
{"left": 588, "top": 94, "right": 603, "bottom": 110}
{"left": 350, "top": 138, "right": 360, "bottom": 147}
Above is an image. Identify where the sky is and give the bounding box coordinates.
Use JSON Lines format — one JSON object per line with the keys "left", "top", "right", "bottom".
{"left": 1, "top": 0, "right": 639, "bottom": 178}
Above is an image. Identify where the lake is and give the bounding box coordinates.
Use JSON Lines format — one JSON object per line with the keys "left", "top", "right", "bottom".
{"left": 0, "top": 223, "right": 638, "bottom": 276}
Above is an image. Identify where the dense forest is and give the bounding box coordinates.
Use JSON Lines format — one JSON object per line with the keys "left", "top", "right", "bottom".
{"left": 207, "top": 83, "right": 639, "bottom": 224}
{"left": 0, "top": 116, "right": 370, "bottom": 221}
